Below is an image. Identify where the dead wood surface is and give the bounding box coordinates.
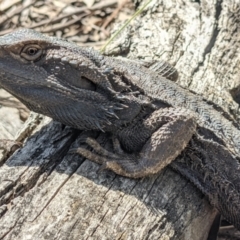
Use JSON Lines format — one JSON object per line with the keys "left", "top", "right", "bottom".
{"left": 0, "top": 0, "right": 240, "bottom": 239}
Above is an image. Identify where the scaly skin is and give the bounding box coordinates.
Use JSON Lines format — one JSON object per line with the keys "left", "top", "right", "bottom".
{"left": 0, "top": 29, "right": 240, "bottom": 229}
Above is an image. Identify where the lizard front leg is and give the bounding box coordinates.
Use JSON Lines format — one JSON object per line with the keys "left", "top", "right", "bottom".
{"left": 71, "top": 108, "right": 197, "bottom": 178}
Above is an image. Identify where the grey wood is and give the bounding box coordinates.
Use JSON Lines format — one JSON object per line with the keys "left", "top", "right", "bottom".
{"left": 1, "top": 0, "right": 240, "bottom": 239}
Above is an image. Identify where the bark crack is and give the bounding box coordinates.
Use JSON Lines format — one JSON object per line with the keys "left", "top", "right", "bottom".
{"left": 191, "top": 0, "right": 223, "bottom": 78}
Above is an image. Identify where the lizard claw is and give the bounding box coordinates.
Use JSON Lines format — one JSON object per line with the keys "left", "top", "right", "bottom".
{"left": 68, "top": 147, "right": 79, "bottom": 154}
{"left": 97, "top": 163, "right": 108, "bottom": 173}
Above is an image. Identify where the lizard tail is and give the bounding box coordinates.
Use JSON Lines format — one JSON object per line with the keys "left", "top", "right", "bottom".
{"left": 171, "top": 134, "right": 240, "bottom": 230}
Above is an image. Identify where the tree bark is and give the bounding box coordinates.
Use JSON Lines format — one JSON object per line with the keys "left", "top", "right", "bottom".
{"left": 1, "top": 0, "right": 240, "bottom": 239}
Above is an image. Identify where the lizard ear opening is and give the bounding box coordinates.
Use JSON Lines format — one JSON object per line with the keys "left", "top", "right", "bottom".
{"left": 69, "top": 76, "right": 96, "bottom": 91}
{"left": 21, "top": 44, "right": 43, "bottom": 61}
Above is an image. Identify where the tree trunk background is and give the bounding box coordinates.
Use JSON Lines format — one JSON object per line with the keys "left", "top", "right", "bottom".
{"left": 0, "top": 0, "right": 240, "bottom": 239}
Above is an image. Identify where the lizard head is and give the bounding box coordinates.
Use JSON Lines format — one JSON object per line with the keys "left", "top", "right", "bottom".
{"left": 0, "top": 28, "right": 99, "bottom": 90}
{"left": 0, "top": 29, "right": 140, "bottom": 131}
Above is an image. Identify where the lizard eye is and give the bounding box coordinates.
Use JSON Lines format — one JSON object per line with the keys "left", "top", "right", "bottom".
{"left": 21, "top": 44, "right": 43, "bottom": 61}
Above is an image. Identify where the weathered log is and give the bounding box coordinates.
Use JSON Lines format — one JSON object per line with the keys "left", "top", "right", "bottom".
{"left": 1, "top": 0, "right": 240, "bottom": 239}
